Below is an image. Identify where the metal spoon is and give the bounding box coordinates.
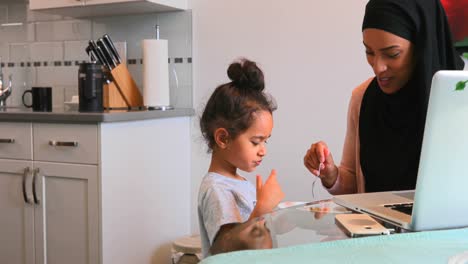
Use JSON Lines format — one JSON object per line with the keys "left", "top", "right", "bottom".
{"left": 311, "top": 163, "right": 323, "bottom": 199}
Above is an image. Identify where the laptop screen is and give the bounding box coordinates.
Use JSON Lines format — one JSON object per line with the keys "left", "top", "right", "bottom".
{"left": 411, "top": 70, "right": 468, "bottom": 230}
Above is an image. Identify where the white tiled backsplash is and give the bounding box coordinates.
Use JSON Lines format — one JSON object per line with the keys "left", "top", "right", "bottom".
{"left": 0, "top": 2, "right": 192, "bottom": 109}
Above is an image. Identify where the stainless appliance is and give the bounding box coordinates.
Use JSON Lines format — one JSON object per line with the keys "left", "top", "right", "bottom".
{"left": 0, "top": 59, "right": 12, "bottom": 108}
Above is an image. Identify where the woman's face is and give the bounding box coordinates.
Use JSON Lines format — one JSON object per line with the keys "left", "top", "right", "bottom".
{"left": 363, "top": 28, "right": 416, "bottom": 94}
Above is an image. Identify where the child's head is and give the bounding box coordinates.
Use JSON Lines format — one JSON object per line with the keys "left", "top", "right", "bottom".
{"left": 200, "top": 58, "right": 276, "bottom": 172}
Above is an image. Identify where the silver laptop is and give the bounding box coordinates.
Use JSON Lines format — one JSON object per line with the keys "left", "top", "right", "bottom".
{"left": 334, "top": 70, "right": 468, "bottom": 231}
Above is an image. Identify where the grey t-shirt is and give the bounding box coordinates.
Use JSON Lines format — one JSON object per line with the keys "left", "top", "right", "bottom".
{"left": 197, "top": 172, "right": 256, "bottom": 258}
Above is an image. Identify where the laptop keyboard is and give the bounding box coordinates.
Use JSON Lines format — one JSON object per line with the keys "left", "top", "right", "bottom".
{"left": 384, "top": 203, "right": 413, "bottom": 215}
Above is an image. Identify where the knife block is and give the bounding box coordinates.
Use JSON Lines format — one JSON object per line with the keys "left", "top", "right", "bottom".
{"left": 110, "top": 64, "right": 143, "bottom": 107}
{"left": 103, "top": 81, "right": 128, "bottom": 109}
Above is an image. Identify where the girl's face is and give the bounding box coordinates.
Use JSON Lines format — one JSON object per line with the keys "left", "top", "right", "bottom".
{"left": 363, "top": 28, "right": 416, "bottom": 94}
{"left": 226, "top": 110, "right": 273, "bottom": 173}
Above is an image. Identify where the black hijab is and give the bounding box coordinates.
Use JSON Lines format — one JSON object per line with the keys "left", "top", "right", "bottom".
{"left": 359, "top": 0, "right": 464, "bottom": 192}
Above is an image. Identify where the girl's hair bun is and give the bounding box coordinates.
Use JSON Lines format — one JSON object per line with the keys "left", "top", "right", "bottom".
{"left": 227, "top": 59, "right": 265, "bottom": 91}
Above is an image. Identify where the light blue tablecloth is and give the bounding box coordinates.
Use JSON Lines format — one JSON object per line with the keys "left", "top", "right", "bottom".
{"left": 200, "top": 228, "right": 468, "bottom": 264}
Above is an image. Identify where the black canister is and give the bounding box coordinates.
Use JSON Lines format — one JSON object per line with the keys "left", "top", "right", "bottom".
{"left": 78, "top": 62, "right": 104, "bottom": 112}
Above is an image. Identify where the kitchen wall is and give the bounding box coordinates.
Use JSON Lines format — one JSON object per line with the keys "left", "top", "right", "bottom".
{"left": 0, "top": 1, "right": 192, "bottom": 109}
{"left": 190, "top": 0, "right": 373, "bottom": 233}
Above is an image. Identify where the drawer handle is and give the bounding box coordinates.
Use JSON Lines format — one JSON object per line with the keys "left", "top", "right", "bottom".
{"left": 33, "top": 168, "right": 40, "bottom": 204}
{"left": 0, "top": 138, "right": 15, "bottom": 143}
{"left": 49, "top": 140, "right": 79, "bottom": 147}
{"left": 22, "top": 167, "right": 33, "bottom": 204}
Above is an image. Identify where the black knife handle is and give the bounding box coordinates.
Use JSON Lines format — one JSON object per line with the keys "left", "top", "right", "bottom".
{"left": 89, "top": 41, "right": 110, "bottom": 69}
{"left": 85, "top": 46, "right": 96, "bottom": 62}
{"left": 97, "top": 39, "right": 117, "bottom": 68}
{"left": 103, "top": 34, "right": 121, "bottom": 64}
{"left": 96, "top": 45, "right": 112, "bottom": 69}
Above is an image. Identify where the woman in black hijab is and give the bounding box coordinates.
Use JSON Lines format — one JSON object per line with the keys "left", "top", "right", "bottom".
{"left": 304, "top": 0, "right": 464, "bottom": 194}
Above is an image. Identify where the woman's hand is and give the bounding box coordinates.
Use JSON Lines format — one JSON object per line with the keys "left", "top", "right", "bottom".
{"left": 303, "top": 141, "right": 338, "bottom": 188}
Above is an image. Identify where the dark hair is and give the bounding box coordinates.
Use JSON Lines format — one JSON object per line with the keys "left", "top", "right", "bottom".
{"left": 200, "top": 58, "right": 277, "bottom": 151}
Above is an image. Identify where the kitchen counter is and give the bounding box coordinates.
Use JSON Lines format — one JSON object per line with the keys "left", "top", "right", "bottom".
{"left": 0, "top": 107, "right": 195, "bottom": 123}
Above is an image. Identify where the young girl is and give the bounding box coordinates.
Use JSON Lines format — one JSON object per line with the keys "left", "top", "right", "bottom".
{"left": 197, "top": 58, "right": 284, "bottom": 258}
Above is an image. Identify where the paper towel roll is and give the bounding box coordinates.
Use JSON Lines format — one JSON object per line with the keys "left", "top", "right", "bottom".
{"left": 142, "top": 39, "right": 170, "bottom": 107}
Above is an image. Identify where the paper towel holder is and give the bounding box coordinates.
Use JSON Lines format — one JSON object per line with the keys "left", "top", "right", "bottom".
{"left": 145, "top": 24, "right": 174, "bottom": 111}
{"left": 156, "top": 24, "right": 173, "bottom": 111}
{"left": 148, "top": 105, "right": 174, "bottom": 111}
{"left": 147, "top": 66, "right": 177, "bottom": 111}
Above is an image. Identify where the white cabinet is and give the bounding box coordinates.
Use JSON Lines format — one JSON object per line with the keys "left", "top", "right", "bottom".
{"left": 0, "top": 160, "right": 34, "bottom": 264}
{"left": 0, "top": 123, "right": 99, "bottom": 264}
{"left": 33, "top": 123, "right": 98, "bottom": 164}
{"left": 0, "top": 117, "right": 191, "bottom": 264}
{"left": 0, "top": 122, "right": 32, "bottom": 160}
{"left": 0, "top": 161, "right": 99, "bottom": 264}
{"left": 29, "top": 0, "right": 188, "bottom": 17}
{"left": 29, "top": 0, "right": 87, "bottom": 9}
{"left": 33, "top": 162, "right": 99, "bottom": 264}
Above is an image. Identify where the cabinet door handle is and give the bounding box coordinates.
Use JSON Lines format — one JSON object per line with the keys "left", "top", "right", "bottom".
{"left": 49, "top": 140, "right": 79, "bottom": 147}
{"left": 22, "top": 167, "right": 33, "bottom": 204}
{"left": 0, "top": 138, "right": 15, "bottom": 143}
{"left": 33, "top": 168, "right": 41, "bottom": 205}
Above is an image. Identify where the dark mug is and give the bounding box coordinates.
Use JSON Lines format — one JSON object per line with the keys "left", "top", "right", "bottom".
{"left": 22, "top": 87, "right": 52, "bottom": 112}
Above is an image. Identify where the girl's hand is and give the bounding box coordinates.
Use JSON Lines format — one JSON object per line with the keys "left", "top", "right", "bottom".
{"left": 252, "top": 170, "right": 285, "bottom": 218}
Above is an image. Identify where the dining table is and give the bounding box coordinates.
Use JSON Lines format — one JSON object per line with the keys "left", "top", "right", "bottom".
{"left": 200, "top": 199, "right": 468, "bottom": 264}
